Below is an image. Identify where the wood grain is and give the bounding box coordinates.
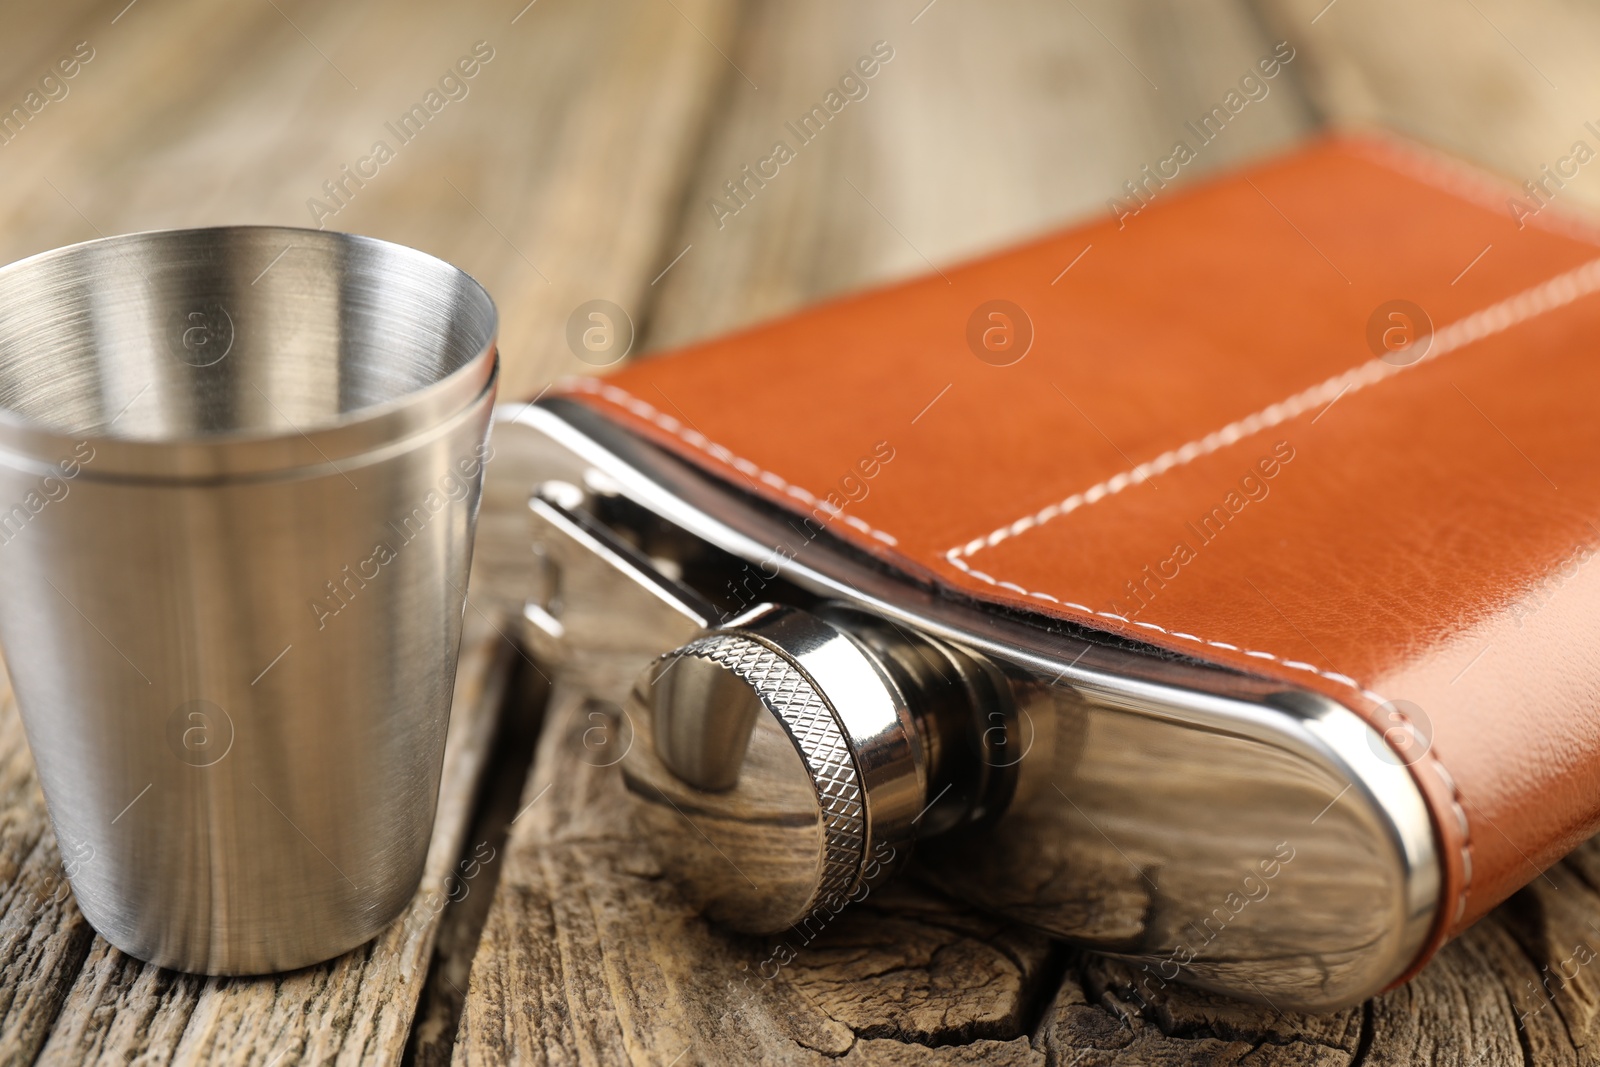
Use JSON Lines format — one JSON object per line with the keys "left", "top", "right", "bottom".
{"left": 1256, "top": 0, "right": 1600, "bottom": 213}
{"left": 0, "top": 0, "right": 740, "bottom": 401}
{"left": 644, "top": 0, "right": 1315, "bottom": 350}
{"left": 0, "top": 664, "right": 95, "bottom": 1066}
{"left": 455, "top": 672, "right": 1065, "bottom": 1066}
{"left": 3, "top": 0, "right": 1600, "bottom": 1062}
{"left": 406, "top": 659, "right": 548, "bottom": 1067}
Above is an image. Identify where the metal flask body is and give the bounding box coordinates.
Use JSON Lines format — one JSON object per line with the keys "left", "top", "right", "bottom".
{"left": 0, "top": 227, "right": 498, "bottom": 974}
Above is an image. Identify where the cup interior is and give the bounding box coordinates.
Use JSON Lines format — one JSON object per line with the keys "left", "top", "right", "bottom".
{"left": 0, "top": 227, "right": 496, "bottom": 441}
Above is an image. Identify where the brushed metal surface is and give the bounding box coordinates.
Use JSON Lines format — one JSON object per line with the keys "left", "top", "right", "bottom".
{"left": 0, "top": 227, "right": 498, "bottom": 974}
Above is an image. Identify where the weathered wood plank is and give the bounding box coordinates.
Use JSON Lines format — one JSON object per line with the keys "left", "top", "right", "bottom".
{"left": 456, "top": 674, "right": 1062, "bottom": 1066}
{"left": 1029, "top": 868, "right": 1600, "bottom": 1065}
{"left": 0, "top": 0, "right": 739, "bottom": 401}
{"left": 0, "top": 662, "right": 97, "bottom": 1065}
{"left": 645, "top": 0, "right": 1315, "bottom": 350}
{"left": 4, "top": 0, "right": 1600, "bottom": 1061}
{"left": 1254, "top": 0, "right": 1600, "bottom": 212}
{"left": 406, "top": 660, "right": 548, "bottom": 1067}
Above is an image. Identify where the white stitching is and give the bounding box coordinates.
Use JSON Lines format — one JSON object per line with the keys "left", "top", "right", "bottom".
{"left": 945, "top": 545, "right": 1473, "bottom": 926}
{"left": 948, "top": 255, "right": 1600, "bottom": 564}
{"left": 557, "top": 377, "right": 899, "bottom": 548}
{"left": 1349, "top": 134, "right": 1600, "bottom": 250}
{"left": 1427, "top": 761, "right": 1475, "bottom": 924}
{"left": 942, "top": 549, "right": 1393, "bottom": 700}
{"left": 922, "top": 252, "right": 1596, "bottom": 928}
{"left": 561, "top": 373, "right": 1411, "bottom": 711}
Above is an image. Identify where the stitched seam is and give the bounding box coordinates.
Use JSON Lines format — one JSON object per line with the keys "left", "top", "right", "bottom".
{"left": 557, "top": 377, "right": 900, "bottom": 548}
{"left": 943, "top": 551, "right": 1390, "bottom": 699}
{"left": 1429, "top": 761, "right": 1474, "bottom": 926}
{"left": 930, "top": 257, "right": 1600, "bottom": 931}
{"left": 942, "top": 547, "right": 1473, "bottom": 926}
{"left": 947, "top": 254, "right": 1600, "bottom": 561}
{"left": 1349, "top": 134, "right": 1600, "bottom": 250}
{"left": 935, "top": 254, "right": 1598, "bottom": 933}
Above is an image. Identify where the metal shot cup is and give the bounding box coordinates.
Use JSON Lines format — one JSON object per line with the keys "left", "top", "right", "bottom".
{"left": 0, "top": 227, "right": 498, "bottom": 974}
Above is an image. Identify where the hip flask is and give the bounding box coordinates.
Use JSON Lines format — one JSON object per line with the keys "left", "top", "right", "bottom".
{"left": 479, "top": 133, "right": 1600, "bottom": 1011}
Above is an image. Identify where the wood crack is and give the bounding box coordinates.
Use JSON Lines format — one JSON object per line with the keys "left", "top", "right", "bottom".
{"left": 405, "top": 657, "right": 549, "bottom": 1067}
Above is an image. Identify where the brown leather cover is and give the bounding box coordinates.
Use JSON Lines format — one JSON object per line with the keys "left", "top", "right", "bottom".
{"left": 559, "top": 132, "right": 1600, "bottom": 981}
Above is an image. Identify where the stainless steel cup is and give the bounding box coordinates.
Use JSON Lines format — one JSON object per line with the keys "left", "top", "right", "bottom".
{"left": 0, "top": 226, "right": 498, "bottom": 974}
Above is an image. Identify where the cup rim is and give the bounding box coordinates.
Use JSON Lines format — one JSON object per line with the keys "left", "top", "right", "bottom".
{"left": 0, "top": 226, "right": 499, "bottom": 481}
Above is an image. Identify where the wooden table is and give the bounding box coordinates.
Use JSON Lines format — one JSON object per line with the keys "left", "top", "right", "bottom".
{"left": 1, "top": 0, "right": 1598, "bottom": 1062}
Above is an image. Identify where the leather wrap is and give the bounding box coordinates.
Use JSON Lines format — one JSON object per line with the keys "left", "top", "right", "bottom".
{"left": 561, "top": 133, "right": 1600, "bottom": 982}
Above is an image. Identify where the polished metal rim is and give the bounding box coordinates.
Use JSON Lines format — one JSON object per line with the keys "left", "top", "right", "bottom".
{"left": 0, "top": 226, "right": 497, "bottom": 480}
